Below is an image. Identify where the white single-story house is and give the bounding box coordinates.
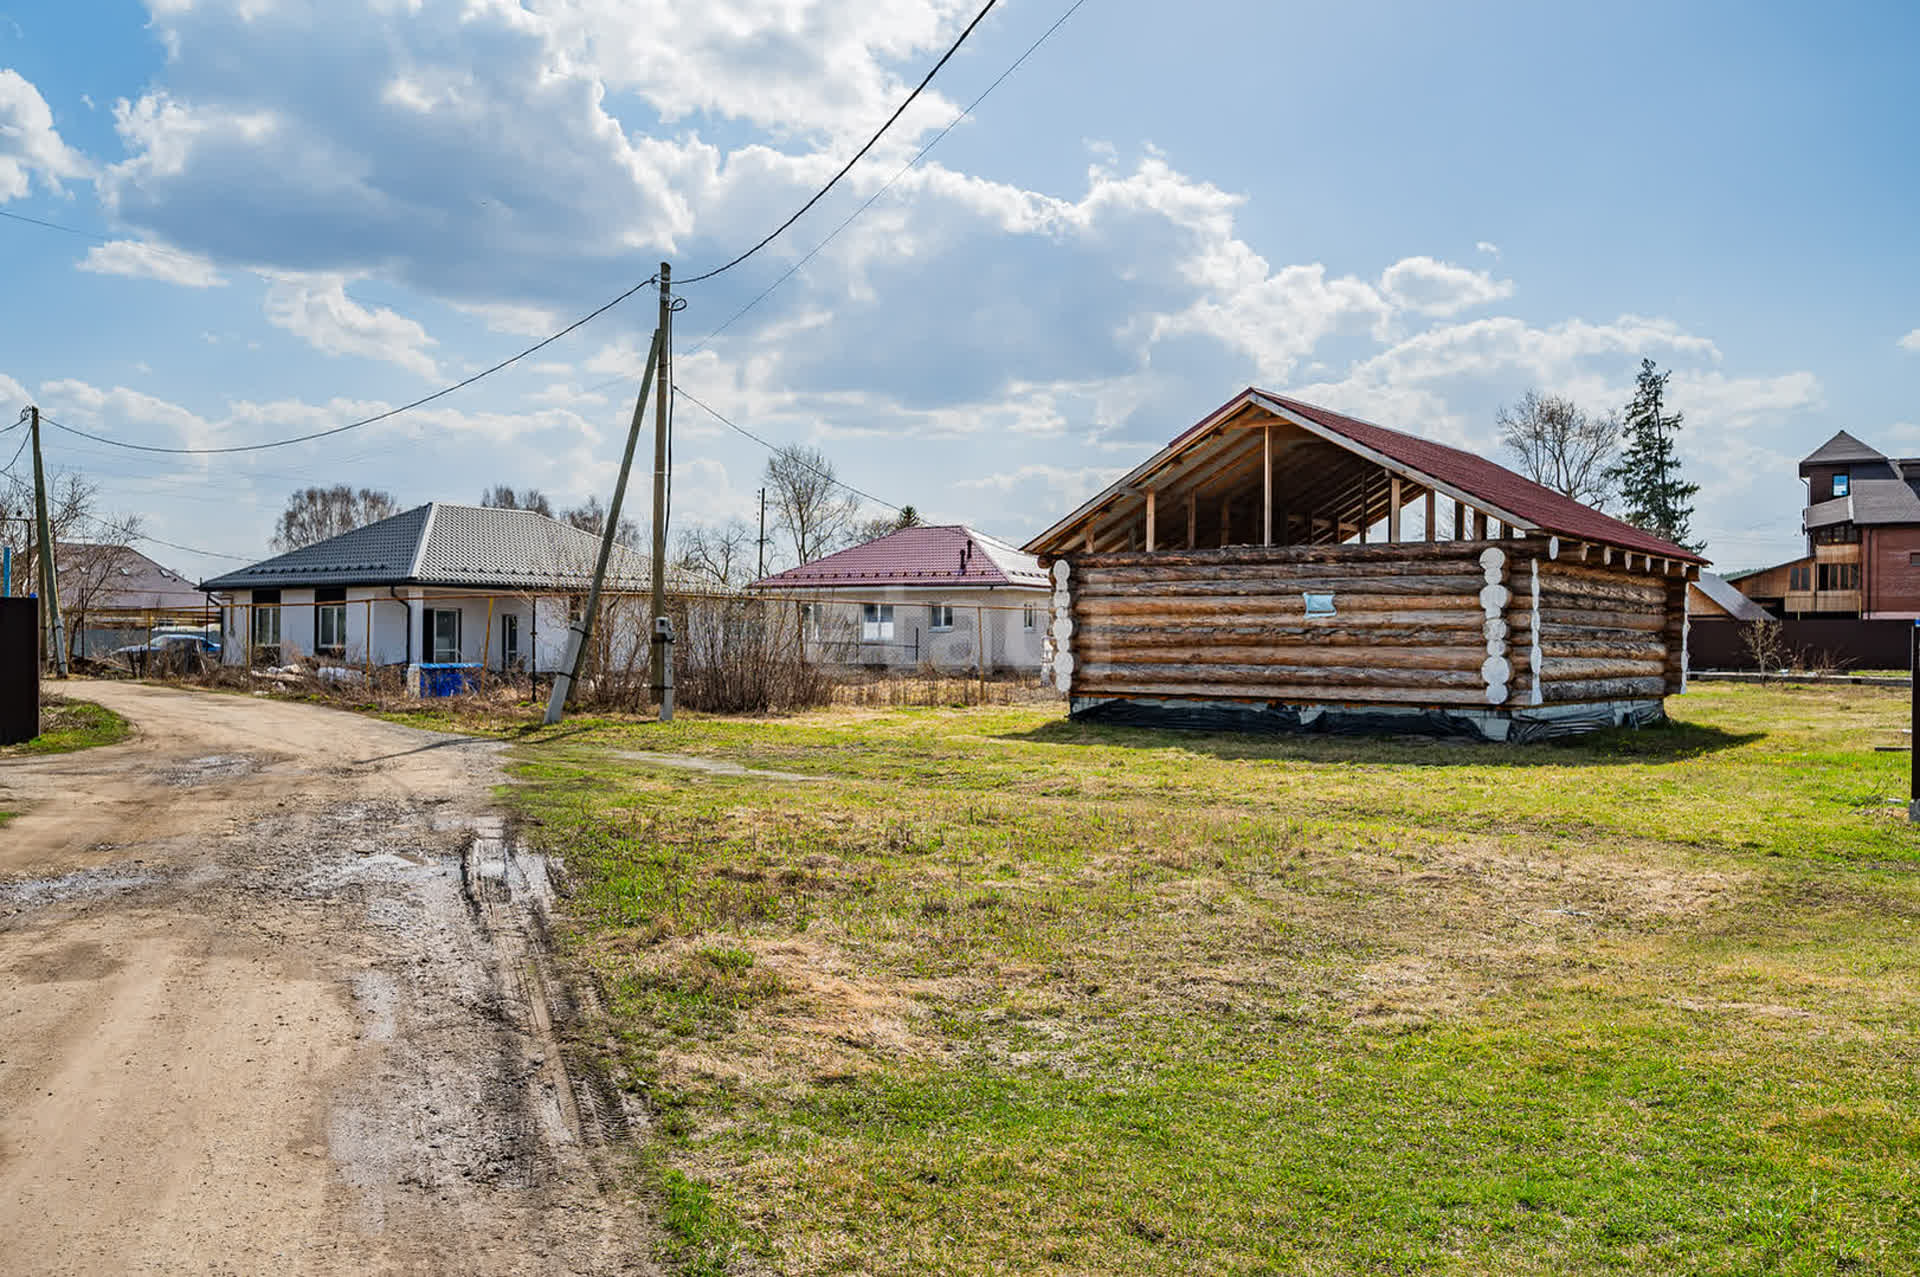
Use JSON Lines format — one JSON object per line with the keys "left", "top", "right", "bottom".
{"left": 747, "top": 525, "right": 1050, "bottom": 674}
{"left": 200, "top": 502, "right": 652, "bottom": 687}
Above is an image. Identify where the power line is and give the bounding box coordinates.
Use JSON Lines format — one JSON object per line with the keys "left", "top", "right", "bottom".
{"left": 677, "top": 0, "right": 1000, "bottom": 286}
{"left": 30, "top": 271, "right": 659, "bottom": 457}
{"left": 686, "top": 0, "right": 1092, "bottom": 357}
{"left": 671, "top": 383, "right": 902, "bottom": 514}
{"left": 69, "top": 510, "right": 252, "bottom": 562}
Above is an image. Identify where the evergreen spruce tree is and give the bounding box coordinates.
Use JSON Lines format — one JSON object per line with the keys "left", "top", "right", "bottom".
{"left": 1608, "top": 358, "right": 1701, "bottom": 551}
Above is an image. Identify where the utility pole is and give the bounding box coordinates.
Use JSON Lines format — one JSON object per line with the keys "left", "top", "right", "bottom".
{"left": 28, "top": 408, "right": 67, "bottom": 677}
{"left": 757, "top": 487, "right": 767, "bottom": 580}
{"left": 542, "top": 328, "right": 662, "bottom": 725}
{"left": 649, "top": 262, "right": 674, "bottom": 721}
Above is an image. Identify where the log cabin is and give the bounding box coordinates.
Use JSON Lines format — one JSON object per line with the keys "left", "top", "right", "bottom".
{"left": 1022, "top": 389, "right": 1710, "bottom": 741}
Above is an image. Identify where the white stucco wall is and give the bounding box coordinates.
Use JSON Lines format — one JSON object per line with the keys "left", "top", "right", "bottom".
{"left": 782, "top": 585, "right": 1047, "bottom": 673}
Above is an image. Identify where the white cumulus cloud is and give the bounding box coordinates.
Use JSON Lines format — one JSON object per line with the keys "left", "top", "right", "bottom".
{"left": 79, "top": 239, "right": 226, "bottom": 287}
{"left": 0, "top": 69, "right": 89, "bottom": 201}
{"left": 1899, "top": 328, "right": 1920, "bottom": 352}
{"left": 262, "top": 274, "right": 440, "bottom": 379}
{"left": 1379, "top": 255, "right": 1514, "bottom": 317}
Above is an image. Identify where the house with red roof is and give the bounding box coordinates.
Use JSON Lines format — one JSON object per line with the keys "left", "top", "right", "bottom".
{"left": 748, "top": 525, "right": 1050, "bottom": 674}
{"left": 1022, "top": 388, "right": 1708, "bottom": 740}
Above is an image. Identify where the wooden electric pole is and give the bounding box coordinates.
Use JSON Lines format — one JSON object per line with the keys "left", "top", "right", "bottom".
{"left": 542, "top": 328, "right": 662, "bottom": 725}
{"left": 757, "top": 487, "right": 767, "bottom": 580}
{"left": 28, "top": 408, "right": 67, "bottom": 677}
{"left": 649, "top": 262, "right": 674, "bottom": 720}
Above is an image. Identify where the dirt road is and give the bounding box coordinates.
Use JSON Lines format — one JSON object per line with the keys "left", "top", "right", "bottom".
{"left": 0, "top": 681, "right": 650, "bottom": 1275}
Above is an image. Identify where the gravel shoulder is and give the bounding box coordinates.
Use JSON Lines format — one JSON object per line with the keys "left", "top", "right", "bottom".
{"left": 0, "top": 680, "right": 650, "bottom": 1276}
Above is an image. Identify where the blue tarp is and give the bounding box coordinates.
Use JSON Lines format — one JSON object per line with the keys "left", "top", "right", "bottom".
{"left": 418, "top": 662, "right": 480, "bottom": 697}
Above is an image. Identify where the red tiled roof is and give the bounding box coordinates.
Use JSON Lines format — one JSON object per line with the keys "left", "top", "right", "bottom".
{"left": 1254, "top": 391, "right": 1706, "bottom": 563}
{"left": 750, "top": 525, "right": 1050, "bottom": 590}
{"left": 1045, "top": 387, "right": 1704, "bottom": 564}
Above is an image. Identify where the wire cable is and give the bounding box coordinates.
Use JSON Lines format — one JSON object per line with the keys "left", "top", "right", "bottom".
{"left": 676, "top": 0, "right": 1000, "bottom": 285}
{"left": 671, "top": 384, "right": 902, "bottom": 514}
{"left": 32, "top": 273, "right": 657, "bottom": 456}
{"left": 686, "top": 0, "right": 1091, "bottom": 357}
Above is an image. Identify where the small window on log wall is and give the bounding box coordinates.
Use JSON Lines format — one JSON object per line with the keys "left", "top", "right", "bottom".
{"left": 1303, "top": 592, "right": 1336, "bottom": 617}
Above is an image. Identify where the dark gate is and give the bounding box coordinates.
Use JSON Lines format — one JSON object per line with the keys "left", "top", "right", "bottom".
{"left": 0, "top": 597, "right": 39, "bottom": 745}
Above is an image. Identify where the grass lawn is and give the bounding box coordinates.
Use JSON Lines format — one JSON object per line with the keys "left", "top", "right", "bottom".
{"left": 505, "top": 683, "right": 1920, "bottom": 1275}
{"left": 1, "top": 695, "right": 132, "bottom": 757}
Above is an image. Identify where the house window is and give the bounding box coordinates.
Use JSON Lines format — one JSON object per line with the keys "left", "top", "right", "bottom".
{"left": 1812, "top": 523, "right": 1860, "bottom": 545}
{"left": 1833, "top": 472, "right": 1850, "bottom": 497}
{"left": 1303, "top": 592, "right": 1336, "bottom": 617}
{"left": 861, "top": 604, "right": 894, "bottom": 643}
{"left": 316, "top": 587, "right": 347, "bottom": 657}
{"left": 428, "top": 608, "right": 462, "bottom": 662}
{"left": 929, "top": 603, "right": 954, "bottom": 632}
{"left": 1789, "top": 564, "right": 1811, "bottom": 591}
{"left": 502, "top": 614, "right": 521, "bottom": 670}
{"left": 1023, "top": 604, "right": 1037, "bottom": 631}
{"left": 250, "top": 589, "right": 282, "bottom": 663}
{"left": 1817, "top": 563, "right": 1859, "bottom": 592}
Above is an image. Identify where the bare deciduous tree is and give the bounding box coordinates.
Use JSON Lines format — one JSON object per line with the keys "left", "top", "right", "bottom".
{"left": 676, "top": 520, "right": 754, "bottom": 588}
{"left": 480, "top": 485, "right": 554, "bottom": 517}
{"left": 765, "top": 444, "right": 859, "bottom": 566}
{"left": 0, "top": 468, "right": 143, "bottom": 657}
{"left": 1497, "top": 390, "right": 1618, "bottom": 508}
{"left": 562, "top": 495, "right": 641, "bottom": 549}
{"left": 271, "top": 485, "right": 400, "bottom": 551}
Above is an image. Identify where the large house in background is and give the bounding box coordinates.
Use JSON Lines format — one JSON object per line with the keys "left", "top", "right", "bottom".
{"left": 57, "top": 543, "right": 211, "bottom": 658}
{"left": 748, "top": 525, "right": 1050, "bottom": 673}
{"left": 201, "top": 502, "right": 652, "bottom": 683}
{"left": 1731, "top": 430, "right": 1920, "bottom": 619}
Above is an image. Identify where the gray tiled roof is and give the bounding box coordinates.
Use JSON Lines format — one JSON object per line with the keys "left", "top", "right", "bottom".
{"left": 1798, "top": 430, "right": 1886, "bottom": 473}
{"left": 1691, "top": 571, "right": 1771, "bottom": 622}
{"left": 200, "top": 503, "right": 652, "bottom": 592}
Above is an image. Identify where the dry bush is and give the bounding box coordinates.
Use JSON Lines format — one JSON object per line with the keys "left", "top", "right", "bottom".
{"left": 1740, "top": 618, "right": 1787, "bottom": 679}
{"left": 671, "top": 596, "right": 834, "bottom": 715}
{"left": 831, "top": 670, "right": 1047, "bottom": 708}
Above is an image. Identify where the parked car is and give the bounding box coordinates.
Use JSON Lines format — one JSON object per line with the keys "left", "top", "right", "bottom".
{"left": 115, "top": 633, "right": 221, "bottom": 674}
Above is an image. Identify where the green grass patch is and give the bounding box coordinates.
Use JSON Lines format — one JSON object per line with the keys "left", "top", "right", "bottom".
{"left": 3, "top": 695, "right": 132, "bottom": 755}
{"left": 512, "top": 683, "right": 1920, "bottom": 1274}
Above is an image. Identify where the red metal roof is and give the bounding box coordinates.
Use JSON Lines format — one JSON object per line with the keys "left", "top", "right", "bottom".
{"left": 750, "top": 525, "right": 1050, "bottom": 590}
{"left": 1039, "top": 387, "right": 1706, "bottom": 564}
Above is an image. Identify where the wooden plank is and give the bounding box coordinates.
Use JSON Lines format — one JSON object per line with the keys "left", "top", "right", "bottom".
{"left": 1262, "top": 424, "right": 1273, "bottom": 546}
{"left": 1072, "top": 542, "right": 1495, "bottom": 569}
{"left": 1076, "top": 598, "right": 1486, "bottom": 623}
{"left": 1388, "top": 475, "right": 1402, "bottom": 543}
{"left": 1424, "top": 489, "right": 1435, "bottom": 543}
{"left": 1084, "top": 642, "right": 1490, "bottom": 671}
{"left": 1187, "top": 491, "right": 1197, "bottom": 550}
{"left": 1077, "top": 574, "right": 1489, "bottom": 598}
{"left": 1145, "top": 488, "right": 1156, "bottom": 553}
{"left": 1074, "top": 679, "right": 1495, "bottom": 707}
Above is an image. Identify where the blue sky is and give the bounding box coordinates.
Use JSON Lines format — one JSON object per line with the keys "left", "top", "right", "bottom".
{"left": 2, "top": 0, "right": 1916, "bottom": 579}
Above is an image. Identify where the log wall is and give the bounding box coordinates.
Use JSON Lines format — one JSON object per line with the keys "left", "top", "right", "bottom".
{"left": 1050, "top": 541, "right": 1685, "bottom": 710}
{"left": 1529, "top": 556, "right": 1682, "bottom": 704}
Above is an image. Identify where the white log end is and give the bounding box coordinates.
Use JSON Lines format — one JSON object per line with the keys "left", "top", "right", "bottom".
{"left": 1479, "top": 546, "right": 1507, "bottom": 573}
{"left": 1483, "top": 617, "right": 1509, "bottom": 642}
{"left": 1486, "top": 637, "right": 1508, "bottom": 658}
{"left": 1052, "top": 559, "right": 1072, "bottom": 584}
{"left": 1479, "top": 584, "right": 1511, "bottom": 613}
{"left": 1482, "top": 655, "right": 1512, "bottom": 685}
{"left": 1485, "top": 682, "right": 1509, "bottom": 706}
{"left": 1051, "top": 616, "right": 1074, "bottom": 642}
{"left": 1548, "top": 536, "right": 1560, "bottom": 560}
{"left": 1528, "top": 643, "right": 1543, "bottom": 673}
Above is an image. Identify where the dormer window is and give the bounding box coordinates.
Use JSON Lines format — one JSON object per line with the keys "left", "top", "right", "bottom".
{"left": 1833, "top": 472, "right": 1850, "bottom": 497}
